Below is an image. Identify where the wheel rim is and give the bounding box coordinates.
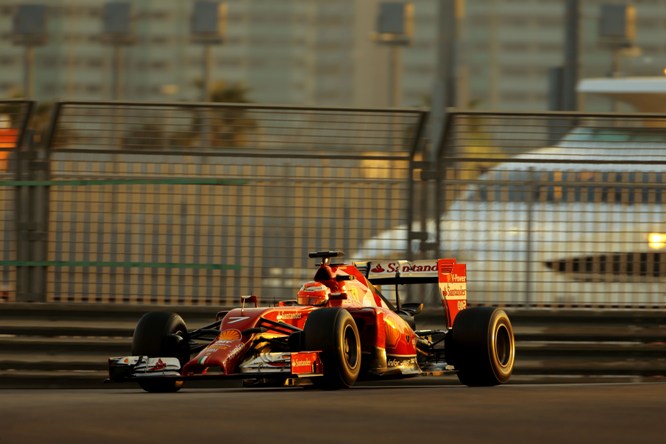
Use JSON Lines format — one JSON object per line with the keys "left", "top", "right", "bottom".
{"left": 494, "top": 323, "right": 513, "bottom": 368}
{"left": 342, "top": 324, "right": 359, "bottom": 369}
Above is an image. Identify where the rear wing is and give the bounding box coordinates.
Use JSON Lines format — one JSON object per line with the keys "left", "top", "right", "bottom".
{"left": 356, "top": 259, "right": 467, "bottom": 328}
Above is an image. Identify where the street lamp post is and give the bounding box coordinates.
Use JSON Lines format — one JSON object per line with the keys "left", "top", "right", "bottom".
{"left": 191, "top": 1, "right": 227, "bottom": 102}
{"left": 12, "top": 4, "right": 47, "bottom": 99}
{"left": 371, "top": 2, "right": 414, "bottom": 108}
{"left": 430, "top": 0, "right": 463, "bottom": 160}
{"left": 599, "top": 3, "right": 637, "bottom": 78}
{"left": 101, "top": 2, "right": 135, "bottom": 100}
{"left": 598, "top": 3, "right": 638, "bottom": 111}
{"left": 191, "top": 1, "right": 226, "bottom": 149}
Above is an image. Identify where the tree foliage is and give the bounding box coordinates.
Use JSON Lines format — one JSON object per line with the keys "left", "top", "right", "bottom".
{"left": 122, "top": 81, "right": 256, "bottom": 150}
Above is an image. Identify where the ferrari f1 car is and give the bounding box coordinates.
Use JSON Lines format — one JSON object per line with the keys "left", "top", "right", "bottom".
{"left": 108, "top": 251, "right": 515, "bottom": 391}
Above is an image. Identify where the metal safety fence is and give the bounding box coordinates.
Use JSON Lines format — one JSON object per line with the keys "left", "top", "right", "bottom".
{"left": 10, "top": 101, "right": 427, "bottom": 304}
{"left": 435, "top": 112, "right": 666, "bottom": 308}
{"left": 354, "top": 111, "right": 666, "bottom": 308}
{"left": 3, "top": 104, "right": 666, "bottom": 309}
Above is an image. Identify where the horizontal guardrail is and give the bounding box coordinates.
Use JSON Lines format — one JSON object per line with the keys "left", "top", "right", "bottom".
{"left": 0, "top": 304, "right": 664, "bottom": 388}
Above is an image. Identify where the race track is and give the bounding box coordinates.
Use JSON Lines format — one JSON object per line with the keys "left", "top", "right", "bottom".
{"left": 2, "top": 381, "right": 665, "bottom": 444}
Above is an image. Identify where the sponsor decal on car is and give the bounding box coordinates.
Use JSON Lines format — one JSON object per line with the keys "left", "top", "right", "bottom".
{"left": 196, "top": 329, "right": 245, "bottom": 366}
{"left": 149, "top": 358, "right": 167, "bottom": 371}
{"left": 218, "top": 329, "right": 242, "bottom": 341}
{"left": 277, "top": 312, "right": 302, "bottom": 321}
{"left": 441, "top": 282, "right": 467, "bottom": 299}
{"left": 290, "top": 352, "right": 320, "bottom": 375}
{"left": 370, "top": 261, "right": 438, "bottom": 275}
{"left": 386, "top": 356, "right": 418, "bottom": 368}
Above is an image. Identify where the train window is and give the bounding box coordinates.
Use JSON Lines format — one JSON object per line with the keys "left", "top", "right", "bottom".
{"left": 469, "top": 169, "right": 664, "bottom": 205}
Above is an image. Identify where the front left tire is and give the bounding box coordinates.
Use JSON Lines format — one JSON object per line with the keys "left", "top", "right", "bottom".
{"left": 131, "top": 311, "right": 190, "bottom": 393}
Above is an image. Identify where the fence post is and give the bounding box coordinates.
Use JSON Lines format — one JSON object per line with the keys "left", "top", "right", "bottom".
{"left": 525, "top": 167, "right": 536, "bottom": 307}
{"left": 15, "top": 103, "right": 54, "bottom": 302}
{"left": 14, "top": 131, "right": 31, "bottom": 301}
{"left": 15, "top": 132, "right": 50, "bottom": 302}
{"left": 9, "top": 101, "right": 41, "bottom": 302}
{"left": 29, "top": 139, "right": 50, "bottom": 302}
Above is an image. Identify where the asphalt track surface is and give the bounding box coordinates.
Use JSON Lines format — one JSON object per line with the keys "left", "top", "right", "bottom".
{"left": 2, "top": 381, "right": 665, "bottom": 444}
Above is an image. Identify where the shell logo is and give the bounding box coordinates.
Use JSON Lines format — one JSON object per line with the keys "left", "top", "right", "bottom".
{"left": 217, "top": 329, "right": 242, "bottom": 341}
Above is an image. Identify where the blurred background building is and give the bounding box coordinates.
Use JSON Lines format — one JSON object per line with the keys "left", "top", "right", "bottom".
{"left": 0, "top": 0, "right": 665, "bottom": 111}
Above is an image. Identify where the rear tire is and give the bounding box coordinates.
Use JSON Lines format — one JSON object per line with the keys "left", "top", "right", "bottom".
{"left": 131, "top": 311, "right": 190, "bottom": 393}
{"left": 446, "top": 307, "right": 515, "bottom": 386}
{"left": 304, "top": 308, "right": 361, "bottom": 390}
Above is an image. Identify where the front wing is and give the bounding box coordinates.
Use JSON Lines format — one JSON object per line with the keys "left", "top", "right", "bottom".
{"left": 107, "top": 351, "right": 324, "bottom": 383}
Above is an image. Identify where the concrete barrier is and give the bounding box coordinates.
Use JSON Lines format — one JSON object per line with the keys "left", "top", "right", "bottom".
{"left": 1, "top": 303, "right": 664, "bottom": 388}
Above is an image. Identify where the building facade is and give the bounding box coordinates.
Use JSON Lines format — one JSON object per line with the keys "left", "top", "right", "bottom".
{"left": 0, "top": 0, "right": 665, "bottom": 111}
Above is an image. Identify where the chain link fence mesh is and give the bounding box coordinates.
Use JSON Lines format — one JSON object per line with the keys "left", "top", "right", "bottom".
{"left": 3, "top": 104, "right": 666, "bottom": 308}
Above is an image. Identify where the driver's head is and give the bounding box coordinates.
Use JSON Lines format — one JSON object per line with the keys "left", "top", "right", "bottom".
{"left": 297, "top": 281, "right": 331, "bottom": 306}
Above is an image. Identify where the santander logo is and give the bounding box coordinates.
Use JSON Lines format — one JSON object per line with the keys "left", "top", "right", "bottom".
{"left": 150, "top": 359, "right": 167, "bottom": 371}
{"left": 371, "top": 264, "right": 386, "bottom": 273}
{"left": 371, "top": 262, "right": 437, "bottom": 274}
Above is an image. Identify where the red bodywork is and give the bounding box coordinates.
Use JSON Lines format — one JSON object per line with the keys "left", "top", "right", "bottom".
{"left": 180, "top": 257, "right": 467, "bottom": 379}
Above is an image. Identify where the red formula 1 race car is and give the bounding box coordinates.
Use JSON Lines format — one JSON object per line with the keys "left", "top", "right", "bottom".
{"left": 108, "top": 251, "right": 515, "bottom": 392}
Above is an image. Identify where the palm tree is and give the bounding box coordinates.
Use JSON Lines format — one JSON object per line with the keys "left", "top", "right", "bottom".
{"left": 122, "top": 81, "right": 256, "bottom": 151}
{"left": 202, "top": 81, "right": 256, "bottom": 148}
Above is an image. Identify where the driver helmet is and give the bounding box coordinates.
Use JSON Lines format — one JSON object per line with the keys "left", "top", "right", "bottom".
{"left": 297, "top": 281, "right": 331, "bottom": 306}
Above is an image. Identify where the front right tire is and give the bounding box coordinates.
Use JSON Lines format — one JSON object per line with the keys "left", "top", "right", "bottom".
{"left": 304, "top": 308, "right": 361, "bottom": 390}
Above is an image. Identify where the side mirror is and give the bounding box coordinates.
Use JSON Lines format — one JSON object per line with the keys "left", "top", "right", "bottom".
{"left": 241, "top": 295, "right": 259, "bottom": 308}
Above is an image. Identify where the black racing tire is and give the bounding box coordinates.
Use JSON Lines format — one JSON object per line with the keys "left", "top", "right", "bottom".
{"left": 304, "top": 308, "right": 361, "bottom": 390}
{"left": 131, "top": 311, "right": 190, "bottom": 393}
{"left": 446, "top": 307, "right": 515, "bottom": 387}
